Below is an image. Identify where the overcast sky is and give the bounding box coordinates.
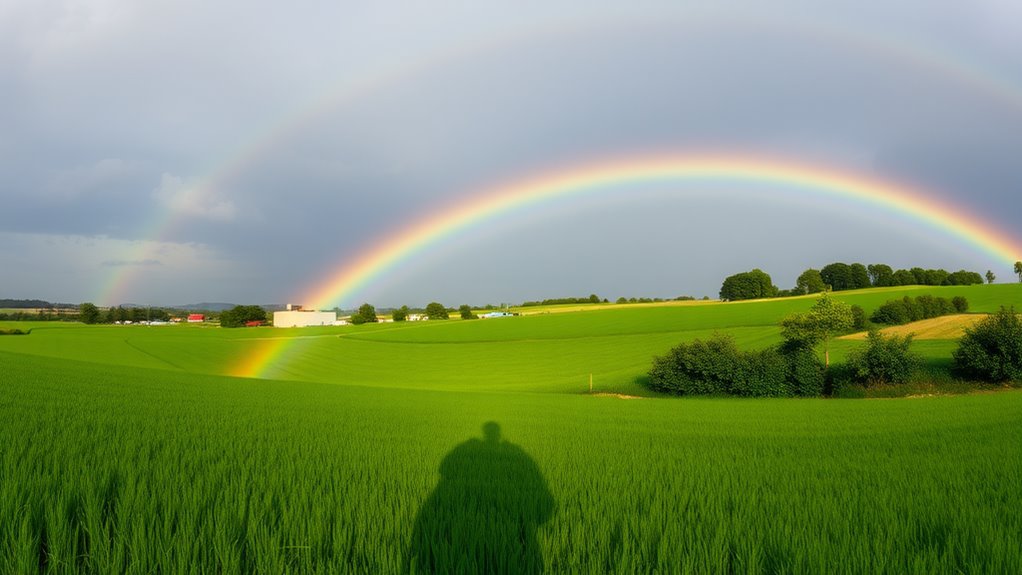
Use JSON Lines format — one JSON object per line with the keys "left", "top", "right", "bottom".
{"left": 3, "top": 1, "right": 1022, "bottom": 308}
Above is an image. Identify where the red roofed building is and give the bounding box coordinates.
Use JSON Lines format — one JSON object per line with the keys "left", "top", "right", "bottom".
{"left": 245, "top": 320, "right": 262, "bottom": 327}
{"left": 187, "top": 314, "right": 204, "bottom": 323}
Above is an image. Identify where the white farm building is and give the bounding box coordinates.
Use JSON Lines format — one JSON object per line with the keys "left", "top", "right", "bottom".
{"left": 273, "top": 305, "right": 337, "bottom": 328}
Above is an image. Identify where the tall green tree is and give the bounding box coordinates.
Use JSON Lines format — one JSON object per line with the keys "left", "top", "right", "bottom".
{"left": 1015, "top": 261, "right": 1022, "bottom": 283}
{"left": 849, "top": 263, "right": 871, "bottom": 289}
{"left": 350, "top": 303, "right": 378, "bottom": 324}
{"left": 986, "top": 270, "right": 996, "bottom": 284}
{"left": 719, "top": 269, "right": 778, "bottom": 301}
{"left": 867, "top": 264, "right": 895, "bottom": 287}
{"left": 820, "top": 263, "right": 852, "bottom": 291}
{"left": 459, "top": 304, "right": 477, "bottom": 319}
{"left": 892, "top": 269, "right": 916, "bottom": 286}
{"left": 781, "top": 291, "right": 854, "bottom": 367}
{"left": 795, "top": 269, "right": 826, "bottom": 295}
{"left": 79, "top": 302, "right": 100, "bottom": 325}
{"left": 425, "top": 302, "right": 449, "bottom": 320}
{"left": 392, "top": 305, "right": 410, "bottom": 322}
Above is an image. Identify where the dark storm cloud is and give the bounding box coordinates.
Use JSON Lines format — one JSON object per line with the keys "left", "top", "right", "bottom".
{"left": 2, "top": 0, "right": 1021, "bottom": 305}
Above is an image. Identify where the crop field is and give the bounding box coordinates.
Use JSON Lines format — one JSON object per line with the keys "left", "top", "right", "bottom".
{"left": 2, "top": 284, "right": 1022, "bottom": 572}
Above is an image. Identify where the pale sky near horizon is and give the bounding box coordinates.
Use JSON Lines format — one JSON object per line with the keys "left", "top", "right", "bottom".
{"left": 3, "top": 1, "right": 1022, "bottom": 307}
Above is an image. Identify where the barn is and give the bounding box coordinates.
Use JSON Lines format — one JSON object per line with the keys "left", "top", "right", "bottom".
{"left": 187, "top": 314, "right": 204, "bottom": 323}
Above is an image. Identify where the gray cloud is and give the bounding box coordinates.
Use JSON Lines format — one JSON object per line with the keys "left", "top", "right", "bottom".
{"left": 101, "top": 259, "right": 163, "bottom": 268}
{"left": 3, "top": 1, "right": 1022, "bottom": 306}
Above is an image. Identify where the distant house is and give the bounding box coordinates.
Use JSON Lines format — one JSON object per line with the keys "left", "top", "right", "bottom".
{"left": 245, "top": 320, "right": 262, "bottom": 327}
{"left": 187, "top": 314, "right": 205, "bottom": 323}
{"left": 480, "top": 311, "right": 513, "bottom": 319}
{"left": 407, "top": 314, "right": 427, "bottom": 322}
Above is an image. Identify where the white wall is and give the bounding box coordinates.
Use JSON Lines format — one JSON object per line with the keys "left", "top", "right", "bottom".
{"left": 272, "top": 310, "right": 337, "bottom": 328}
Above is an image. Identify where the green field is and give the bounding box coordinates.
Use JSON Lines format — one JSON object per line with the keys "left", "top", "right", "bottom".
{"left": 2, "top": 284, "right": 1022, "bottom": 572}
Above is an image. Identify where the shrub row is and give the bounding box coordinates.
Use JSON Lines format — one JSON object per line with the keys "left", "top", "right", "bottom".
{"left": 649, "top": 307, "right": 1022, "bottom": 397}
{"left": 648, "top": 334, "right": 824, "bottom": 397}
{"left": 870, "top": 295, "right": 967, "bottom": 325}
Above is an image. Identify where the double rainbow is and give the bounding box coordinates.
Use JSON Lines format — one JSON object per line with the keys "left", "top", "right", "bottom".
{"left": 231, "top": 154, "right": 1021, "bottom": 379}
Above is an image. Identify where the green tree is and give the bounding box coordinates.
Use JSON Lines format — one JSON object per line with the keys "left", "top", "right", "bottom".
{"left": 868, "top": 264, "right": 895, "bottom": 287}
{"left": 780, "top": 291, "right": 854, "bottom": 367}
{"left": 392, "top": 305, "right": 410, "bottom": 322}
{"left": 945, "top": 270, "right": 983, "bottom": 285}
{"left": 350, "top": 303, "right": 378, "bottom": 325}
{"left": 820, "top": 263, "right": 852, "bottom": 291}
{"left": 795, "top": 269, "right": 826, "bottom": 295}
{"left": 910, "top": 267, "right": 927, "bottom": 285}
{"left": 79, "top": 302, "right": 100, "bottom": 325}
{"left": 952, "top": 307, "right": 1022, "bottom": 382}
{"left": 1015, "top": 261, "right": 1022, "bottom": 282}
{"left": 719, "top": 269, "right": 778, "bottom": 301}
{"left": 924, "top": 268, "right": 949, "bottom": 286}
{"left": 459, "top": 304, "right": 477, "bottom": 320}
{"left": 425, "top": 302, "right": 449, "bottom": 320}
{"left": 220, "top": 305, "right": 267, "bottom": 328}
{"left": 892, "top": 269, "right": 916, "bottom": 286}
{"left": 986, "top": 270, "right": 996, "bottom": 284}
{"left": 849, "top": 263, "right": 871, "bottom": 289}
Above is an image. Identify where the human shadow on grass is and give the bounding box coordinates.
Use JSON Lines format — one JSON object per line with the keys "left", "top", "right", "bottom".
{"left": 407, "top": 422, "right": 555, "bottom": 574}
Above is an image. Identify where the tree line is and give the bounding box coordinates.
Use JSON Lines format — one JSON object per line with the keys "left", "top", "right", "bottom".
{"left": 721, "top": 262, "right": 990, "bottom": 301}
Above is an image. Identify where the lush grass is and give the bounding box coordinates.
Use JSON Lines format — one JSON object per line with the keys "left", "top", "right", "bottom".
{"left": 2, "top": 350, "right": 1021, "bottom": 573}
{"left": 2, "top": 283, "right": 1022, "bottom": 572}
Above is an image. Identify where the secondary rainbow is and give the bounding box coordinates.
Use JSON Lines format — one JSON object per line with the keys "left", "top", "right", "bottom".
{"left": 230, "top": 154, "right": 1022, "bottom": 379}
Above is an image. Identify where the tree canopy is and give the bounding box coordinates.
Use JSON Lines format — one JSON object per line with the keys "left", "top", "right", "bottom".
{"left": 220, "top": 305, "right": 267, "bottom": 328}
{"left": 392, "top": 306, "right": 410, "bottom": 322}
{"left": 780, "top": 291, "right": 854, "bottom": 367}
{"left": 719, "top": 269, "right": 777, "bottom": 301}
{"left": 350, "top": 303, "right": 378, "bottom": 325}
{"left": 795, "top": 269, "right": 826, "bottom": 295}
{"left": 79, "top": 302, "right": 100, "bottom": 325}
{"left": 425, "top": 302, "right": 449, "bottom": 320}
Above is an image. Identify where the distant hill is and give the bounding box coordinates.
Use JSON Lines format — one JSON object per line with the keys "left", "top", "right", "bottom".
{"left": 168, "top": 303, "right": 240, "bottom": 312}
{"left": 0, "top": 299, "right": 75, "bottom": 309}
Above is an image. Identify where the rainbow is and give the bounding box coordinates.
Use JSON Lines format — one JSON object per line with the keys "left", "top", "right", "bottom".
{"left": 230, "top": 154, "right": 1022, "bottom": 379}
{"left": 97, "top": 14, "right": 1022, "bottom": 307}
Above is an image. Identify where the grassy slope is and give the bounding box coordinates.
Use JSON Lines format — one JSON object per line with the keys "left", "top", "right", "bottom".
{"left": 2, "top": 350, "right": 1021, "bottom": 573}
{"left": 3, "top": 284, "right": 1022, "bottom": 572}
{"left": 2, "top": 284, "right": 1020, "bottom": 395}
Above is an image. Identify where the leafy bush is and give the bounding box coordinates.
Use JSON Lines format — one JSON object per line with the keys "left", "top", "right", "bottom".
{"left": 952, "top": 296, "right": 969, "bottom": 313}
{"left": 648, "top": 333, "right": 746, "bottom": 396}
{"left": 952, "top": 307, "right": 1022, "bottom": 382}
{"left": 648, "top": 334, "right": 823, "bottom": 397}
{"left": 850, "top": 305, "right": 868, "bottom": 331}
{"left": 846, "top": 330, "right": 919, "bottom": 386}
{"left": 781, "top": 345, "right": 826, "bottom": 396}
